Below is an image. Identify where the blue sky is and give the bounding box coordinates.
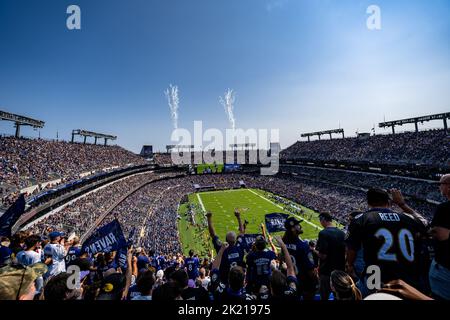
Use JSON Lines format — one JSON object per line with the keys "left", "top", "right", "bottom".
{"left": 0, "top": 0, "right": 449, "bottom": 152}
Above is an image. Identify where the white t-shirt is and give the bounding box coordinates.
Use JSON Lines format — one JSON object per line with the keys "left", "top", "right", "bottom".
{"left": 16, "top": 250, "right": 41, "bottom": 266}
{"left": 201, "top": 277, "right": 211, "bottom": 290}
{"left": 43, "top": 243, "right": 66, "bottom": 277}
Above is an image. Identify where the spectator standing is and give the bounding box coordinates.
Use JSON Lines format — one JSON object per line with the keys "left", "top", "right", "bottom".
{"left": 184, "top": 249, "right": 200, "bottom": 281}
{"left": 0, "top": 237, "right": 12, "bottom": 266}
{"left": 43, "top": 232, "right": 66, "bottom": 279}
{"left": 282, "top": 217, "right": 317, "bottom": 300}
{"left": 16, "top": 235, "right": 44, "bottom": 294}
{"left": 346, "top": 188, "right": 427, "bottom": 297}
{"left": 429, "top": 174, "right": 450, "bottom": 300}
{"left": 245, "top": 235, "right": 277, "bottom": 294}
{"left": 315, "top": 212, "right": 346, "bottom": 300}
{"left": 206, "top": 211, "right": 247, "bottom": 283}
{"left": 65, "top": 236, "right": 81, "bottom": 267}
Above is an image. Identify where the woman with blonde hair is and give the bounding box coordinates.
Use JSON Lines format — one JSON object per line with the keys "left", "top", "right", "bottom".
{"left": 330, "top": 270, "right": 362, "bottom": 300}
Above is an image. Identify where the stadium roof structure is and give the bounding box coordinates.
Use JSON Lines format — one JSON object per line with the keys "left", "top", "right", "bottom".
{"left": 229, "top": 143, "right": 257, "bottom": 150}
{"left": 0, "top": 110, "right": 45, "bottom": 138}
{"left": 166, "top": 144, "right": 194, "bottom": 152}
{"left": 301, "top": 128, "right": 344, "bottom": 142}
{"left": 379, "top": 112, "right": 450, "bottom": 134}
{"left": 71, "top": 129, "right": 117, "bottom": 145}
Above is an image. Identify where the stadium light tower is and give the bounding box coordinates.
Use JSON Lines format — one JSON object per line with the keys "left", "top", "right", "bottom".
{"left": 71, "top": 129, "right": 117, "bottom": 145}
{"left": 379, "top": 112, "right": 450, "bottom": 134}
{"left": 0, "top": 110, "right": 45, "bottom": 138}
{"left": 301, "top": 129, "right": 345, "bottom": 142}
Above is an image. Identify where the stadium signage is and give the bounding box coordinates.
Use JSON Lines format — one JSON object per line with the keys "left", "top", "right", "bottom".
{"left": 82, "top": 219, "right": 127, "bottom": 255}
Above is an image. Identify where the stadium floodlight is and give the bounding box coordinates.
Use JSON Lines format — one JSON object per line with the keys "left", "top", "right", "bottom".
{"left": 301, "top": 128, "right": 344, "bottom": 141}
{"left": 229, "top": 143, "right": 257, "bottom": 150}
{"left": 71, "top": 129, "right": 117, "bottom": 145}
{"left": 166, "top": 144, "right": 194, "bottom": 152}
{"left": 166, "top": 145, "right": 176, "bottom": 153}
{"left": 378, "top": 112, "right": 450, "bottom": 134}
{"left": 0, "top": 109, "right": 45, "bottom": 138}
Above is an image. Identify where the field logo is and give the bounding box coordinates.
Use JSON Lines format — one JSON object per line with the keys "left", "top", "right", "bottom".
{"left": 170, "top": 121, "right": 280, "bottom": 175}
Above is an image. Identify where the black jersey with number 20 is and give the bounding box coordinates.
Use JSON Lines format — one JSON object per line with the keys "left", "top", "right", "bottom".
{"left": 346, "top": 208, "right": 426, "bottom": 285}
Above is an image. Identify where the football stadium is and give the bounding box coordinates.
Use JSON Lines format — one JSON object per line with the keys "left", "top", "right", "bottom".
{"left": 0, "top": 0, "right": 449, "bottom": 310}
{"left": 1, "top": 109, "right": 448, "bottom": 304}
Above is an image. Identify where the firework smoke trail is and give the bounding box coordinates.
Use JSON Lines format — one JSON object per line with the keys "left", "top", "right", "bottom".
{"left": 219, "top": 89, "right": 236, "bottom": 130}
{"left": 165, "top": 84, "right": 179, "bottom": 129}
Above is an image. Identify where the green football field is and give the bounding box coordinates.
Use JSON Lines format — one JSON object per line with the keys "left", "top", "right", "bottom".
{"left": 177, "top": 188, "right": 342, "bottom": 257}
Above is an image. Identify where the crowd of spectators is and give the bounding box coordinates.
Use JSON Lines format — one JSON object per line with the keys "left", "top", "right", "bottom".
{"left": 1, "top": 128, "right": 447, "bottom": 303}
{"left": 2, "top": 179, "right": 447, "bottom": 301}
{"left": 1, "top": 170, "right": 448, "bottom": 302}
{"left": 280, "top": 129, "right": 449, "bottom": 168}
{"left": 281, "top": 165, "right": 443, "bottom": 203}
{"left": 27, "top": 172, "right": 178, "bottom": 237}
{"left": 24, "top": 171, "right": 440, "bottom": 262}
{"left": 0, "top": 137, "right": 146, "bottom": 207}
{"left": 153, "top": 153, "right": 173, "bottom": 166}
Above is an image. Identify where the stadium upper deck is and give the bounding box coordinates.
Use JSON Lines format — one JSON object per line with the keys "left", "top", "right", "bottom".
{"left": 0, "top": 136, "right": 146, "bottom": 208}
{"left": 281, "top": 129, "right": 449, "bottom": 169}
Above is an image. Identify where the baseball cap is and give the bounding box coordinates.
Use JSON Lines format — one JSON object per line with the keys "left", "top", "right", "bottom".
{"left": 48, "top": 231, "right": 64, "bottom": 240}
{"left": 137, "top": 255, "right": 150, "bottom": 270}
{"left": 284, "top": 217, "right": 301, "bottom": 229}
{"left": 0, "top": 263, "right": 48, "bottom": 300}
{"left": 97, "top": 273, "right": 126, "bottom": 300}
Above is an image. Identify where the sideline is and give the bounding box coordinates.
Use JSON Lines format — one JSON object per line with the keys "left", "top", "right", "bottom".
{"left": 197, "top": 193, "right": 206, "bottom": 212}
{"left": 247, "top": 189, "right": 323, "bottom": 231}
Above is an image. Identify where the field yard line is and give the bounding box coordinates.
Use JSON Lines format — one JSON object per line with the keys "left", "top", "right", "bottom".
{"left": 247, "top": 189, "right": 323, "bottom": 231}
{"left": 200, "top": 189, "right": 244, "bottom": 195}
{"left": 197, "top": 193, "right": 206, "bottom": 212}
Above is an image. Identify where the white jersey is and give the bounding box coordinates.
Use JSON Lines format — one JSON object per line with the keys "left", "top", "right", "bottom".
{"left": 43, "top": 243, "right": 66, "bottom": 277}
